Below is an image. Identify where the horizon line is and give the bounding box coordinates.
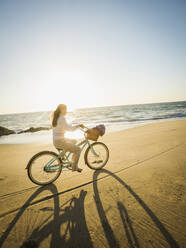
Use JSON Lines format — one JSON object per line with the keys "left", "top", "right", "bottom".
{"left": 0, "top": 100, "right": 186, "bottom": 116}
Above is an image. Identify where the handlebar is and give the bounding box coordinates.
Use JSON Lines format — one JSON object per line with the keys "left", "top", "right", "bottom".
{"left": 79, "top": 126, "right": 89, "bottom": 132}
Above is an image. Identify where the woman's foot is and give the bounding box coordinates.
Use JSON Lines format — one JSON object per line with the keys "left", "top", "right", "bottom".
{"left": 72, "top": 167, "right": 82, "bottom": 172}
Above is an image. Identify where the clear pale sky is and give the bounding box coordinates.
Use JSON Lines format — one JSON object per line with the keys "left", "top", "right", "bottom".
{"left": 0, "top": 0, "right": 186, "bottom": 114}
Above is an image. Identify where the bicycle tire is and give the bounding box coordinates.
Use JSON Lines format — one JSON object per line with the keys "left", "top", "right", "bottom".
{"left": 84, "top": 142, "right": 109, "bottom": 170}
{"left": 0, "top": 184, "right": 59, "bottom": 247}
{"left": 27, "top": 151, "right": 62, "bottom": 185}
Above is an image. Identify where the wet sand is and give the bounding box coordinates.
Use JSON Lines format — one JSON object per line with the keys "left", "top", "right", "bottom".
{"left": 0, "top": 120, "right": 186, "bottom": 247}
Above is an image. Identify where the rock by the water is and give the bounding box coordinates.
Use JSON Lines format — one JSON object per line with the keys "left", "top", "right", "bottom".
{"left": 0, "top": 126, "right": 51, "bottom": 136}
{"left": 18, "top": 127, "right": 51, "bottom": 134}
{"left": 0, "top": 126, "right": 15, "bottom": 136}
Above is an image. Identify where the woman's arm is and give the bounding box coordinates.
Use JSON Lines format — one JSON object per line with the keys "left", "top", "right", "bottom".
{"left": 60, "top": 116, "right": 79, "bottom": 131}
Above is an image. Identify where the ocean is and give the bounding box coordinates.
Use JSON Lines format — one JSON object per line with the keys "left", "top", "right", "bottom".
{"left": 0, "top": 101, "right": 186, "bottom": 144}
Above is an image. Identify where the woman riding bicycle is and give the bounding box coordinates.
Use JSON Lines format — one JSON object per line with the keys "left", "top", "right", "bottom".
{"left": 51, "top": 104, "right": 84, "bottom": 173}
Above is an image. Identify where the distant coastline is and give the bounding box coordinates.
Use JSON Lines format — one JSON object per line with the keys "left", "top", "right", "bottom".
{"left": 0, "top": 101, "right": 186, "bottom": 144}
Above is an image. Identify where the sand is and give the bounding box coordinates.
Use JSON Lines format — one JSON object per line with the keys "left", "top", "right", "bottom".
{"left": 0, "top": 119, "right": 186, "bottom": 248}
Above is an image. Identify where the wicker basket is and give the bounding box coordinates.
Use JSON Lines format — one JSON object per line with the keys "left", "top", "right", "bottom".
{"left": 86, "top": 129, "right": 100, "bottom": 141}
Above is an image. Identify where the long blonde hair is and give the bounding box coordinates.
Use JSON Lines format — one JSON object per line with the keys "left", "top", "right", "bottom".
{"left": 51, "top": 104, "right": 66, "bottom": 127}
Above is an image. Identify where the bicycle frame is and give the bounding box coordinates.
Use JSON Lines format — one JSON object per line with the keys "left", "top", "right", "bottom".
{"left": 45, "top": 137, "right": 99, "bottom": 171}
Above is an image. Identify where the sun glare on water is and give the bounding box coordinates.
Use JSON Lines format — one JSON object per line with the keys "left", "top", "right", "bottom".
{"left": 64, "top": 113, "right": 86, "bottom": 140}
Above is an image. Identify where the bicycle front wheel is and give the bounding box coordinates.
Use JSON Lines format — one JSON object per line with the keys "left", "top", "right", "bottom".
{"left": 84, "top": 142, "right": 109, "bottom": 170}
{"left": 27, "top": 151, "right": 62, "bottom": 185}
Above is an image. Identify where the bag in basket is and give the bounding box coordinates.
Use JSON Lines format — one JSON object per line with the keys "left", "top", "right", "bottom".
{"left": 86, "top": 128, "right": 100, "bottom": 141}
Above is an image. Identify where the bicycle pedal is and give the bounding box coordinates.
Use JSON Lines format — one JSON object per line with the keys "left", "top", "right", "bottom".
{"left": 66, "top": 164, "right": 72, "bottom": 170}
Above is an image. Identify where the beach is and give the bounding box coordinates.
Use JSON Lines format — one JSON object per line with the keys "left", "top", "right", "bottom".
{"left": 0, "top": 119, "right": 186, "bottom": 247}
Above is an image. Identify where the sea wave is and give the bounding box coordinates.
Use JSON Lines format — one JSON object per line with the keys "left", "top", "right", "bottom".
{"left": 102, "top": 112, "right": 186, "bottom": 124}
{"left": 127, "top": 114, "right": 185, "bottom": 122}
{"left": 0, "top": 102, "right": 186, "bottom": 139}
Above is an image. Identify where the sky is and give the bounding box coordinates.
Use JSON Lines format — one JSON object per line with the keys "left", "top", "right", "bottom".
{"left": 0, "top": 0, "right": 186, "bottom": 114}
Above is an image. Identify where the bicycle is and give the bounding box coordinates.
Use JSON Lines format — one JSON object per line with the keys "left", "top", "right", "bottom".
{"left": 26, "top": 127, "right": 109, "bottom": 185}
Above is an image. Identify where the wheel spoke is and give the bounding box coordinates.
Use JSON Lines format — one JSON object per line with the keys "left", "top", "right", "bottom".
{"left": 27, "top": 151, "right": 62, "bottom": 185}
{"left": 85, "top": 142, "right": 109, "bottom": 170}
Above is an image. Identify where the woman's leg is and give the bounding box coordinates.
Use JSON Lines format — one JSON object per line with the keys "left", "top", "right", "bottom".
{"left": 70, "top": 145, "right": 81, "bottom": 171}
{"left": 54, "top": 139, "right": 81, "bottom": 171}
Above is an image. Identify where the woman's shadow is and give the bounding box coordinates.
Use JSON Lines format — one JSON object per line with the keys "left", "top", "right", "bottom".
{"left": 0, "top": 184, "right": 93, "bottom": 248}
{"left": 0, "top": 169, "right": 180, "bottom": 248}
{"left": 93, "top": 169, "right": 179, "bottom": 248}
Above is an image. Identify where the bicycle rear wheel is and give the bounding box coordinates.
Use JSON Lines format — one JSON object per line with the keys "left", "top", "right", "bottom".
{"left": 84, "top": 142, "right": 109, "bottom": 170}
{"left": 27, "top": 151, "right": 62, "bottom": 185}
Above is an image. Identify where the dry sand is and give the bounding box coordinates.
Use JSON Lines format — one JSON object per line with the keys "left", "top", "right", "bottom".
{"left": 0, "top": 120, "right": 186, "bottom": 248}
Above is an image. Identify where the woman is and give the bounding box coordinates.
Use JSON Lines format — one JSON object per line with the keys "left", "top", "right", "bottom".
{"left": 51, "top": 104, "right": 84, "bottom": 172}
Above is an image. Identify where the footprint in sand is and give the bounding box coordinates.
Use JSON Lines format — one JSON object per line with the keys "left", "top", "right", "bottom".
{"left": 0, "top": 177, "right": 7, "bottom": 181}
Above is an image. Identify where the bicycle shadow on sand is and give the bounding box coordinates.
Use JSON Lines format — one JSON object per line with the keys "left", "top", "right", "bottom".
{"left": 93, "top": 169, "right": 179, "bottom": 248}
{"left": 0, "top": 169, "right": 180, "bottom": 248}
{"left": 0, "top": 184, "right": 93, "bottom": 248}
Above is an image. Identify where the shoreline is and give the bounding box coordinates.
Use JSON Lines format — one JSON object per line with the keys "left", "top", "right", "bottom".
{"left": 0, "top": 117, "right": 186, "bottom": 145}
